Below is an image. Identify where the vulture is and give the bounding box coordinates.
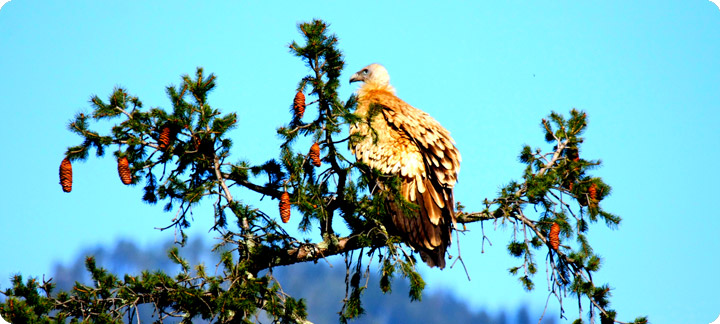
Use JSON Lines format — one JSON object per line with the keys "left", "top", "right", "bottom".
{"left": 349, "top": 63, "right": 461, "bottom": 268}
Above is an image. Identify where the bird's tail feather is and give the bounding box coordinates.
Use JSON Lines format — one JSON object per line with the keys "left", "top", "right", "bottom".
{"left": 388, "top": 178, "right": 452, "bottom": 269}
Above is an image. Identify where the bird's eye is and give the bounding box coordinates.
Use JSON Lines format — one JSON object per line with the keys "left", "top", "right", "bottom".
{"left": 362, "top": 69, "right": 368, "bottom": 75}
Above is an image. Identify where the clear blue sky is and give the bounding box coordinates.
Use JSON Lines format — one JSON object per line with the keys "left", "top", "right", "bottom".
{"left": 1, "top": 1, "right": 719, "bottom": 323}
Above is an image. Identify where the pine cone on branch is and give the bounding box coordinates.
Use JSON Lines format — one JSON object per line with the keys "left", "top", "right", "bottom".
{"left": 117, "top": 157, "right": 132, "bottom": 185}
{"left": 309, "top": 142, "right": 321, "bottom": 167}
{"left": 59, "top": 157, "right": 73, "bottom": 193}
{"left": 293, "top": 91, "right": 305, "bottom": 119}
{"left": 589, "top": 183, "right": 598, "bottom": 201}
{"left": 549, "top": 223, "right": 561, "bottom": 250}
{"left": 279, "top": 191, "right": 291, "bottom": 223}
{"left": 158, "top": 125, "right": 173, "bottom": 150}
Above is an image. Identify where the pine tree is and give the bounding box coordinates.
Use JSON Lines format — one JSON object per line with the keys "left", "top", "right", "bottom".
{"left": 1, "top": 19, "right": 647, "bottom": 324}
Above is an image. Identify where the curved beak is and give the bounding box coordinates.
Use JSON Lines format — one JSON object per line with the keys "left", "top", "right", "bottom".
{"left": 349, "top": 72, "right": 363, "bottom": 84}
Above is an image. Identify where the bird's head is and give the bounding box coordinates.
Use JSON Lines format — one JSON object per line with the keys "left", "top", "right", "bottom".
{"left": 349, "top": 63, "right": 390, "bottom": 87}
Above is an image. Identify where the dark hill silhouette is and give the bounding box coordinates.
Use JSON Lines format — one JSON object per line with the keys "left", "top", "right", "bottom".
{"left": 50, "top": 238, "right": 556, "bottom": 324}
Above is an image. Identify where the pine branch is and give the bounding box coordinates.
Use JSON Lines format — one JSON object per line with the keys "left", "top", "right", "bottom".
{"left": 225, "top": 173, "right": 283, "bottom": 199}
{"left": 249, "top": 234, "right": 381, "bottom": 273}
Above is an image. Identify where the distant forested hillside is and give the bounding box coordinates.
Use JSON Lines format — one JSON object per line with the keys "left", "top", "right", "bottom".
{"left": 49, "top": 239, "right": 556, "bottom": 324}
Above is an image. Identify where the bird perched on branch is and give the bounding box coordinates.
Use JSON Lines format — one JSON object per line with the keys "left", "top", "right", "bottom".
{"left": 349, "top": 63, "right": 461, "bottom": 268}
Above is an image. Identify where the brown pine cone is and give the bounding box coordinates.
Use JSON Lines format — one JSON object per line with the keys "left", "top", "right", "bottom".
{"left": 117, "top": 156, "right": 132, "bottom": 185}
{"left": 293, "top": 91, "right": 305, "bottom": 119}
{"left": 549, "top": 223, "right": 561, "bottom": 250}
{"left": 279, "top": 191, "right": 291, "bottom": 223}
{"left": 309, "top": 142, "right": 321, "bottom": 167}
{"left": 158, "top": 125, "right": 173, "bottom": 150}
{"left": 589, "top": 183, "right": 598, "bottom": 201}
{"left": 59, "top": 157, "right": 73, "bottom": 193}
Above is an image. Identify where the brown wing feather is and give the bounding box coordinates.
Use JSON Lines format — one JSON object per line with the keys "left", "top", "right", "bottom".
{"left": 372, "top": 92, "right": 460, "bottom": 186}
{"left": 350, "top": 88, "right": 461, "bottom": 269}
